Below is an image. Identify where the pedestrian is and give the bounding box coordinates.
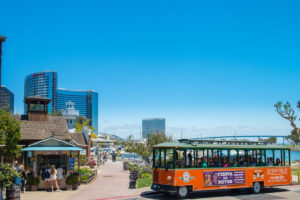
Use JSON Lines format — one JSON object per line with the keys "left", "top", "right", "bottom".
{"left": 18, "top": 165, "right": 26, "bottom": 193}
{"left": 13, "top": 161, "right": 20, "bottom": 171}
{"left": 56, "top": 164, "right": 64, "bottom": 189}
{"left": 50, "top": 165, "right": 60, "bottom": 192}
{"left": 44, "top": 165, "right": 51, "bottom": 192}
{"left": 103, "top": 152, "right": 107, "bottom": 163}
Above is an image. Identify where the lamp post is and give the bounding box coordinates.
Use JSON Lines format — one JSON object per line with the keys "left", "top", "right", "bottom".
{"left": 0, "top": 36, "right": 7, "bottom": 104}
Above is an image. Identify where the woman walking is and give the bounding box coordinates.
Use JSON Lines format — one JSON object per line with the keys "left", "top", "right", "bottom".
{"left": 50, "top": 165, "right": 60, "bottom": 192}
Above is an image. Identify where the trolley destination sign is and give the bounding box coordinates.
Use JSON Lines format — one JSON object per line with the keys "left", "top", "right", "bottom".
{"left": 204, "top": 170, "right": 245, "bottom": 186}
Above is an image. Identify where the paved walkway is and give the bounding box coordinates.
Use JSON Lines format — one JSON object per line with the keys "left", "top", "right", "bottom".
{"left": 21, "top": 160, "right": 152, "bottom": 200}
{"left": 67, "top": 160, "right": 151, "bottom": 200}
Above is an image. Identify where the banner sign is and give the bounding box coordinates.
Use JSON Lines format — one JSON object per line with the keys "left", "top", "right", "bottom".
{"left": 204, "top": 170, "right": 245, "bottom": 186}
{"left": 68, "top": 158, "right": 75, "bottom": 171}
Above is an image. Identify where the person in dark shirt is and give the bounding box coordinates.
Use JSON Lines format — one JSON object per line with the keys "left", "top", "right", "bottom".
{"left": 19, "top": 165, "right": 26, "bottom": 193}
{"left": 257, "top": 157, "right": 265, "bottom": 166}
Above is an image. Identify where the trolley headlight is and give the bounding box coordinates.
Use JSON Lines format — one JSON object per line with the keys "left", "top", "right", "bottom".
{"left": 167, "top": 176, "right": 172, "bottom": 181}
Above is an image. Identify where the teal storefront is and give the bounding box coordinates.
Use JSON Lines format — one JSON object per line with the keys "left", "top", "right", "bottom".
{"left": 22, "top": 136, "right": 84, "bottom": 189}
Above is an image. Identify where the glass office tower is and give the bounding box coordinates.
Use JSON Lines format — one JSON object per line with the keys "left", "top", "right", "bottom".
{"left": 0, "top": 85, "right": 14, "bottom": 113}
{"left": 57, "top": 88, "right": 98, "bottom": 134}
{"left": 142, "top": 118, "right": 166, "bottom": 138}
{"left": 24, "top": 71, "right": 57, "bottom": 113}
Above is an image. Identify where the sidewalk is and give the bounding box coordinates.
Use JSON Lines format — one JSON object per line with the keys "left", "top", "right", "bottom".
{"left": 66, "top": 160, "right": 151, "bottom": 200}
{"left": 21, "top": 160, "right": 151, "bottom": 200}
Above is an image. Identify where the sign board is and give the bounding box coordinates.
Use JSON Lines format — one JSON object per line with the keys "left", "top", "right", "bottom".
{"left": 68, "top": 158, "right": 75, "bottom": 171}
{"left": 204, "top": 170, "right": 245, "bottom": 186}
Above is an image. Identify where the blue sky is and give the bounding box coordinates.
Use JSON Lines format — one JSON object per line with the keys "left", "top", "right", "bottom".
{"left": 1, "top": 0, "right": 300, "bottom": 139}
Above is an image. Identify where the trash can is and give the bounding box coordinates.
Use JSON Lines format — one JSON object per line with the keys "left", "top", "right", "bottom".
{"left": 123, "top": 162, "right": 129, "bottom": 170}
{"left": 6, "top": 185, "right": 20, "bottom": 200}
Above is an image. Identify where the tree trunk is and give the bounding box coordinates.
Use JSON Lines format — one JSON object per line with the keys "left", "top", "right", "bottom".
{"left": 296, "top": 128, "right": 300, "bottom": 141}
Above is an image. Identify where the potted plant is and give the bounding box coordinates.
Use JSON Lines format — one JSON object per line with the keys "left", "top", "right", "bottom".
{"left": 72, "top": 174, "right": 79, "bottom": 190}
{"left": 65, "top": 174, "right": 79, "bottom": 190}
{"left": 65, "top": 175, "right": 73, "bottom": 191}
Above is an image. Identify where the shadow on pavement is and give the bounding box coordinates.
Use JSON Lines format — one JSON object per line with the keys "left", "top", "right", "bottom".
{"left": 140, "top": 188, "right": 289, "bottom": 200}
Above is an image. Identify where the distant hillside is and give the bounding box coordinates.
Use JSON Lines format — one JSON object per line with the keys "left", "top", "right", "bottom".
{"left": 100, "top": 132, "right": 124, "bottom": 141}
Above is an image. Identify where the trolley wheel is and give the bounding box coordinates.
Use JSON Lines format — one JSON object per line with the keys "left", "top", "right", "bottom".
{"left": 177, "top": 186, "right": 189, "bottom": 199}
{"left": 252, "top": 182, "right": 262, "bottom": 194}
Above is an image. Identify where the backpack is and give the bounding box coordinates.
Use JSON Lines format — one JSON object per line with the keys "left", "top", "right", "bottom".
{"left": 44, "top": 169, "right": 50, "bottom": 179}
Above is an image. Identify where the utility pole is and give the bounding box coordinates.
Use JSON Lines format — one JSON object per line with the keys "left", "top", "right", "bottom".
{"left": 0, "top": 36, "right": 7, "bottom": 106}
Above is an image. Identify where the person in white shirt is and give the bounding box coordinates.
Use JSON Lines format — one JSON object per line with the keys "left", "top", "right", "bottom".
{"left": 50, "top": 165, "right": 60, "bottom": 192}
{"left": 56, "top": 164, "right": 64, "bottom": 189}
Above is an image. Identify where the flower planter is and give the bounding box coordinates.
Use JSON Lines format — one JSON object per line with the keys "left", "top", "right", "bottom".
{"left": 31, "top": 185, "right": 38, "bottom": 191}
{"left": 26, "top": 185, "right": 31, "bottom": 191}
{"left": 72, "top": 184, "right": 78, "bottom": 190}
{"left": 66, "top": 185, "right": 73, "bottom": 191}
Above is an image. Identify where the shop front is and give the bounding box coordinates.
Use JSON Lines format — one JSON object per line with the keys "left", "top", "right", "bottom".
{"left": 22, "top": 136, "right": 84, "bottom": 190}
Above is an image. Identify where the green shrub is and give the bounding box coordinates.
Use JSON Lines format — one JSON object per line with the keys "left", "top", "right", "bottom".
{"left": 74, "top": 166, "right": 92, "bottom": 175}
{"left": 141, "top": 172, "right": 151, "bottom": 179}
{"left": 65, "top": 174, "right": 79, "bottom": 185}
{"left": 81, "top": 175, "right": 87, "bottom": 181}
{"left": 0, "top": 164, "right": 20, "bottom": 189}
{"left": 137, "top": 177, "right": 152, "bottom": 188}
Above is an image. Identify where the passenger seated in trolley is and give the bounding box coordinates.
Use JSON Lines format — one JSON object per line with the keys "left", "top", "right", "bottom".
{"left": 223, "top": 158, "right": 229, "bottom": 167}
{"left": 257, "top": 157, "right": 265, "bottom": 166}
{"left": 231, "top": 158, "right": 238, "bottom": 167}
{"left": 187, "top": 152, "right": 193, "bottom": 167}
{"left": 175, "top": 151, "right": 186, "bottom": 168}
{"left": 275, "top": 158, "right": 281, "bottom": 166}
{"left": 200, "top": 157, "right": 208, "bottom": 168}
{"left": 267, "top": 157, "right": 274, "bottom": 166}
{"left": 240, "top": 156, "right": 247, "bottom": 166}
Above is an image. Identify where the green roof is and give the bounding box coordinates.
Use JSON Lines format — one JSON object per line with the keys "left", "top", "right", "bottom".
{"left": 153, "top": 142, "right": 290, "bottom": 150}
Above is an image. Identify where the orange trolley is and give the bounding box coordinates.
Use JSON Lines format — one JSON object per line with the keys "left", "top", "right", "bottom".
{"left": 151, "top": 139, "right": 291, "bottom": 198}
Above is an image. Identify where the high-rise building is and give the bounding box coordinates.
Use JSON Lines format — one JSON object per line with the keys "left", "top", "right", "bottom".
{"left": 0, "top": 85, "right": 14, "bottom": 113}
{"left": 57, "top": 88, "right": 98, "bottom": 134}
{"left": 24, "top": 71, "right": 57, "bottom": 113}
{"left": 142, "top": 118, "right": 166, "bottom": 138}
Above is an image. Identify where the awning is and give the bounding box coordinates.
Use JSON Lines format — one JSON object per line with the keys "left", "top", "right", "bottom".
{"left": 22, "top": 146, "right": 85, "bottom": 151}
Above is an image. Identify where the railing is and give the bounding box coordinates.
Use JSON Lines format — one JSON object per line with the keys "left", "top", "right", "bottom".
{"left": 80, "top": 169, "right": 97, "bottom": 184}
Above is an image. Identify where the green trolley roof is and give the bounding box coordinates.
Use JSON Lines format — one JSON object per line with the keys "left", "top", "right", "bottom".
{"left": 153, "top": 142, "right": 290, "bottom": 150}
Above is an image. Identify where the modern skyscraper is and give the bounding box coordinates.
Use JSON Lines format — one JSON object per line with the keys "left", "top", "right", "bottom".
{"left": 24, "top": 71, "right": 57, "bottom": 113}
{"left": 142, "top": 118, "right": 166, "bottom": 138}
{"left": 57, "top": 88, "right": 98, "bottom": 134}
{"left": 0, "top": 85, "right": 14, "bottom": 113}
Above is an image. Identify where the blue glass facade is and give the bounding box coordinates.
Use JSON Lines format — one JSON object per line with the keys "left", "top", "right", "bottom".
{"left": 0, "top": 85, "right": 14, "bottom": 113}
{"left": 142, "top": 118, "right": 166, "bottom": 138}
{"left": 57, "top": 88, "right": 98, "bottom": 134}
{"left": 24, "top": 71, "right": 57, "bottom": 113}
